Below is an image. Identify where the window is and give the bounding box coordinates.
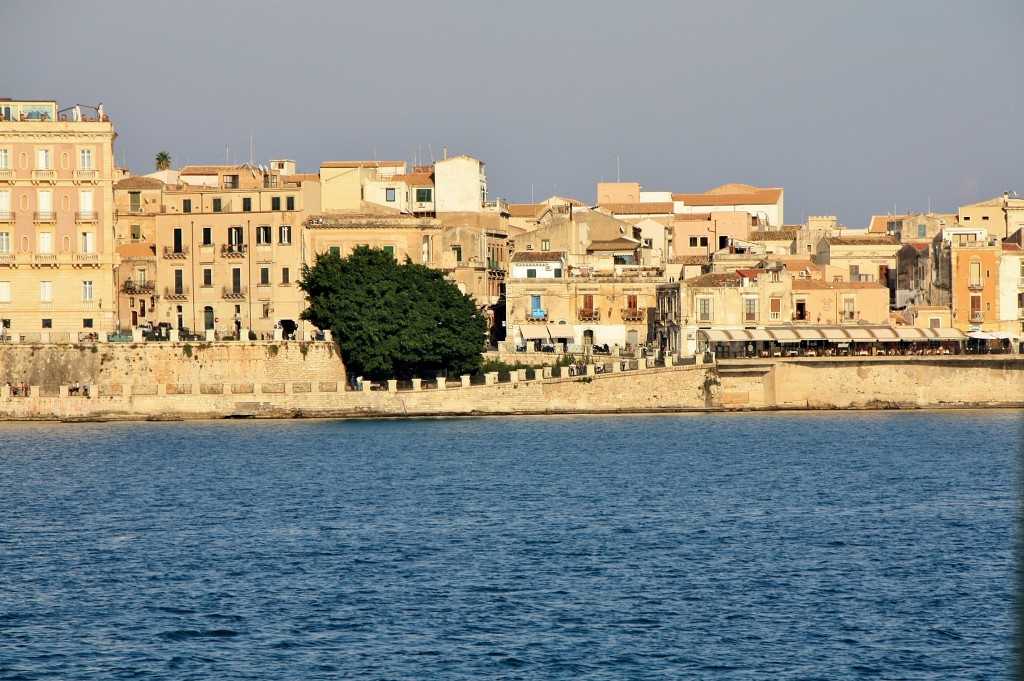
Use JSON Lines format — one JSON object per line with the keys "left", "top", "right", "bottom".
{"left": 242, "top": 197, "right": 252, "bottom": 212}
{"left": 82, "top": 281, "right": 94, "bottom": 302}
{"left": 415, "top": 188, "right": 432, "bottom": 203}
{"left": 260, "top": 267, "right": 270, "bottom": 285}
{"left": 40, "top": 281, "right": 52, "bottom": 303}
{"left": 203, "top": 268, "right": 212, "bottom": 287}
{"left": 0, "top": 281, "right": 10, "bottom": 303}
{"left": 129, "top": 192, "right": 141, "bottom": 213}
{"left": 0, "top": 149, "right": 8, "bottom": 170}
{"left": 329, "top": 246, "right": 340, "bottom": 256}
{"left": 271, "top": 196, "right": 281, "bottom": 211}
{"left": 83, "top": 318, "right": 93, "bottom": 329}
{"left": 582, "top": 294, "right": 594, "bottom": 313}
{"left": 257, "top": 224, "right": 271, "bottom": 245}
{"left": 279, "top": 225, "right": 291, "bottom": 244}
{"left": 281, "top": 267, "right": 290, "bottom": 284}
{"left": 202, "top": 226, "right": 212, "bottom": 246}
{"left": 770, "top": 297, "right": 781, "bottom": 320}
{"left": 37, "top": 148, "right": 51, "bottom": 170}
{"left": 135, "top": 268, "right": 147, "bottom": 284}
{"left": 0, "top": 190, "right": 8, "bottom": 219}
{"left": 42, "top": 319, "right": 52, "bottom": 329}
{"left": 79, "top": 148, "right": 93, "bottom": 169}
{"left": 228, "top": 226, "right": 243, "bottom": 248}
{"left": 0, "top": 232, "right": 10, "bottom": 254}
{"left": 929, "top": 317, "right": 941, "bottom": 328}
{"left": 38, "top": 232, "right": 53, "bottom": 254}
{"left": 385, "top": 188, "right": 396, "bottom": 202}
{"left": 918, "top": 224, "right": 926, "bottom": 238}
{"left": 131, "top": 224, "right": 141, "bottom": 242}
{"left": 689, "top": 237, "right": 698, "bottom": 247}
{"left": 627, "top": 294, "right": 638, "bottom": 311}
{"left": 541, "top": 239, "right": 550, "bottom": 251}
{"left": 38, "top": 189, "right": 53, "bottom": 217}
{"left": 286, "top": 196, "right": 294, "bottom": 211}
{"left": 383, "top": 245, "right": 395, "bottom": 256}
{"left": 80, "top": 231, "right": 94, "bottom": 253}
{"left": 212, "top": 198, "right": 222, "bottom": 212}
{"left": 982, "top": 215, "right": 990, "bottom": 221}
{"left": 172, "top": 227, "right": 183, "bottom": 253}
{"left": 173, "top": 270, "right": 183, "bottom": 295}
{"left": 526, "top": 268, "right": 537, "bottom": 278}
{"left": 79, "top": 189, "right": 94, "bottom": 218}
{"left": 452, "top": 245, "right": 462, "bottom": 262}
{"left": 183, "top": 199, "right": 192, "bottom": 213}
{"left": 969, "top": 260, "right": 982, "bottom": 287}
{"left": 262, "top": 303, "right": 271, "bottom": 319}
{"left": 970, "top": 294, "right": 982, "bottom": 320}
{"left": 843, "top": 298, "right": 855, "bottom": 321}
{"left": 531, "top": 295, "right": 542, "bottom": 313}
{"left": 554, "top": 268, "right": 562, "bottom": 278}
{"left": 698, "top": 298, "right": 712, "bottom": 322}
{"left": 224, "top": 175, "right": 239, "bottom": 189}
{"left": 744, "top": 297, "right": 758, "bottom": 322}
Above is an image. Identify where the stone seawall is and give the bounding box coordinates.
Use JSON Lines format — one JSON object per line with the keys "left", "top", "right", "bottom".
{"left": 0, "top": 342, "right": 1019, "bottom": 421}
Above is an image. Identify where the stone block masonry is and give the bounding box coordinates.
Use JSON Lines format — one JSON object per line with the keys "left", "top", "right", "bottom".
{"left": 0, "top": 342, "right": 1019, "bottom": 421}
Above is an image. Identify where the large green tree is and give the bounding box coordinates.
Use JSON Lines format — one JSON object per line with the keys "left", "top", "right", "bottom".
{"left": 155, "top": 151, "right": 171, "bottom": 171}
{"left": 299, "top": 246, "right": 487, "bottom": 380}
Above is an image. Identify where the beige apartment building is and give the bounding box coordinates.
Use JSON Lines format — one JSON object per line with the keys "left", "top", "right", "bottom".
{"left": 0, "top": 98, "right": 117, "bottom": 340}
{"left": 959, "top": 193, "right": 1024, "bottom": 241}
{"left": 150, "top": 163, "right": 310, "bottom": 339}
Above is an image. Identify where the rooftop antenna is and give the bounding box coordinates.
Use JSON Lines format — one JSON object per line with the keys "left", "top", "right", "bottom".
{"left": 428, "top": 143, "right": 434, "bottom": 164}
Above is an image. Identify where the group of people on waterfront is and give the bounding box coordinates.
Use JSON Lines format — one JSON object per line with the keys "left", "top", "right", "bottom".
{"left": 7, "top": 381, "right": 30, "bottom": 397}
{"left": 67, "top": 381, "right": 90, "bottom": 397}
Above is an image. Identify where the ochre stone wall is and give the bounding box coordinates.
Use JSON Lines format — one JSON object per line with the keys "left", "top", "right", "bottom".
{"left": 0, "top": 343, "right": 1019, "bottom": 421}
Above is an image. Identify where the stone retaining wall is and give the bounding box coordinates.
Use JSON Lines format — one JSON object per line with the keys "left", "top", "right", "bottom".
{"left": 0, "top": 343, "right": 1019, "bottom": 421}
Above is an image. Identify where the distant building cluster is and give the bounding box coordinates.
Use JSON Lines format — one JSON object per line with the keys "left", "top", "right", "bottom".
{"left": 0, "top": 97, "right": 1021, "bottom": 357}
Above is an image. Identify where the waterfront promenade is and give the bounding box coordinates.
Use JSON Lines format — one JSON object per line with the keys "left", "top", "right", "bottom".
{"left": 0, "top": 341, "right": 1020, "bottom": 421}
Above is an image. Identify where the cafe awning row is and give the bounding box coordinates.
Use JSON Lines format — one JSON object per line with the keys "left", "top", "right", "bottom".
{"left": 699, "top": 326, "right": 967, "bottom": 343}
{"left": 515, "top": 325, "right": 576, "bottom": 340}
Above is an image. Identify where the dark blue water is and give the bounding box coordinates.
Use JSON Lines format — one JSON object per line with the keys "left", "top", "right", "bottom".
{"left": 0, "top": 410, "right": 1019, "bottom": 679}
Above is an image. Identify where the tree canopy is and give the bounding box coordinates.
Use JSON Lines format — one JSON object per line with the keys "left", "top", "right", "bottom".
{"left": 155, "top": 151, "right": 171, "bottom": 171}
{"left": 299, "top": 246, "right": 488, "bottom": 380}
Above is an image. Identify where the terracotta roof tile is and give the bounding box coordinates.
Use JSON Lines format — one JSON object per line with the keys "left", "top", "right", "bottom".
{"left": 390, "top": 172, "right": 434, "bottom": 186}
{"left": 747, "top": 229, "right": 798, "bottom": 241}
{"left": 672, "top": 185, "right": 782, "bottom": 205}
{"left": 684, "top": 272, "right": 741, "bottom": 287}
{"left": 510, "top": 251, "right": 565, "bottom": 263}
{"left": 1003, "top": 242, "right": 1023, "bottom": 251}
{"left": 321, "top": 161, "right": 405, "bottom": 168}
{"left": 115, "top": 176, "right": 164, "bottom": 190}
{"left": 674, "top": 213, "right": 712, "bottom": 221}
{"left": 508, "top": 204, "right": 545, "bottom": 218}
{"left": 671, "top": 255, "right": 711, "bottom": 265}
{"left": 792, "top": 280, "right": 887, "bottom": 290}
{"left": 586, "top": 238, "right": 640, "bottom": 251}
{"left": 824, "top": 236, "right": 899, "bottom": 246}
{"left": 604, "top": 202, "right": 673, "bottom": 215}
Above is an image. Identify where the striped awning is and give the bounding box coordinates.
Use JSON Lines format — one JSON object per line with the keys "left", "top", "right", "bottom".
{"left": 697, "top": 326, "right": 967, "bottom": 344}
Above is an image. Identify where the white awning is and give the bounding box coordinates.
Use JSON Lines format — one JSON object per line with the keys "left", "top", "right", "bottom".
{"left": 967, "top": 330, "right": 996, "bottom": 340}
{"left": 516, "top": 325, "right": 575, "bottom": 340}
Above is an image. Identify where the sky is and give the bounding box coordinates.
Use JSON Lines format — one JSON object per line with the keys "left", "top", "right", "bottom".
{"left": 3, "top": 0, "right": 1022, "bottom": 229}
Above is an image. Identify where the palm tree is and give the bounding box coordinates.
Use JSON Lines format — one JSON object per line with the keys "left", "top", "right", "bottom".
{"left": 155, "top": 151, "right": 171, "bottom": 171}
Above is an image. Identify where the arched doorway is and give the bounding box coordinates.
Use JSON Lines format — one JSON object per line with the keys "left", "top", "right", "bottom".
{"left": 583, "top": 329, "right": 594, "bottom": 347}
{"left": 204, "top": 306, "right": 215, "bottom": 330}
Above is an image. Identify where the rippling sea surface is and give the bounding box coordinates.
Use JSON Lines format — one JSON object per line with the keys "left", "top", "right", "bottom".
{"left": 0, "top": 410, "right": 1019, "bottom": 679}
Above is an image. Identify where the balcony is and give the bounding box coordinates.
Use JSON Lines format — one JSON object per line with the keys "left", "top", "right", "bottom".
{"left": 162, "top": 245, "right": 189, "bottom": 259}
{"left": 0, "top": 253, "right": 16, "bottom": 265}
{"left": 0, "top": 211, "right": 15, "bottom": 222}
{"left": 222, "top": 285, "right": 248, "bottom": 300}
{"left": 841, "top": 311, "right": 858, "bottom": 323}
{"left": 968, "top": 279, "right": 984, "bottom": 290}
{"left": 75, "top": 211, "right": 97, "bottom": 222}
{"left": 33, "top": 211, "right": 56, "bottom": 222}
{"left": 970, "top": 311, "right": 985, "bottom": 322}
{"left": 74, "top": 253, "right": 100, "bottom": 265}
{"left": 122, "top": 280, "right": 155, "bottom": 294}
{"left": 528, "top": 308, "right": 547, "bottom": 321}
{"left": 0, "top": 169, "right": 14, "bottom": 183}
{"left": 1018, "top": 307, "right": 1024, "bottom": 319}
{"left": 32, "top": 253, "right": 57, "bottom": 265}
{"left": 221, "top": 243, "right": 247, "bottom": 258}
{"left": 164, "top": 286, "right": 190, "bottom": 300}
{"left": 578, "top": 308, "right": 601, "bottom": 322}
{"left": 73, "top": 169, "right": 98, "bottom": 184}
{"left": 621, "top": 308, "right": 645, "bottom": 323}
{"left": 31, "top": 169, "right": 56, "bottom": 184}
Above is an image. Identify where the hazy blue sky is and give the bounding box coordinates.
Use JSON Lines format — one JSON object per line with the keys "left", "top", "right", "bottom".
{"left": 3, "top": 0, "right": 1021, "bottom": 228}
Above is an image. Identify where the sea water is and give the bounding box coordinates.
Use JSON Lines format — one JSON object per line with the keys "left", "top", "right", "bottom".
{"left": 0, "top": 410, "right": 1019, "bottom": 679}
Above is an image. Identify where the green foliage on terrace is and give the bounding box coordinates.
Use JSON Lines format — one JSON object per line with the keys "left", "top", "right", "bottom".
{"left": 299, "top": 246, "right": 487, "bottom": 380}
